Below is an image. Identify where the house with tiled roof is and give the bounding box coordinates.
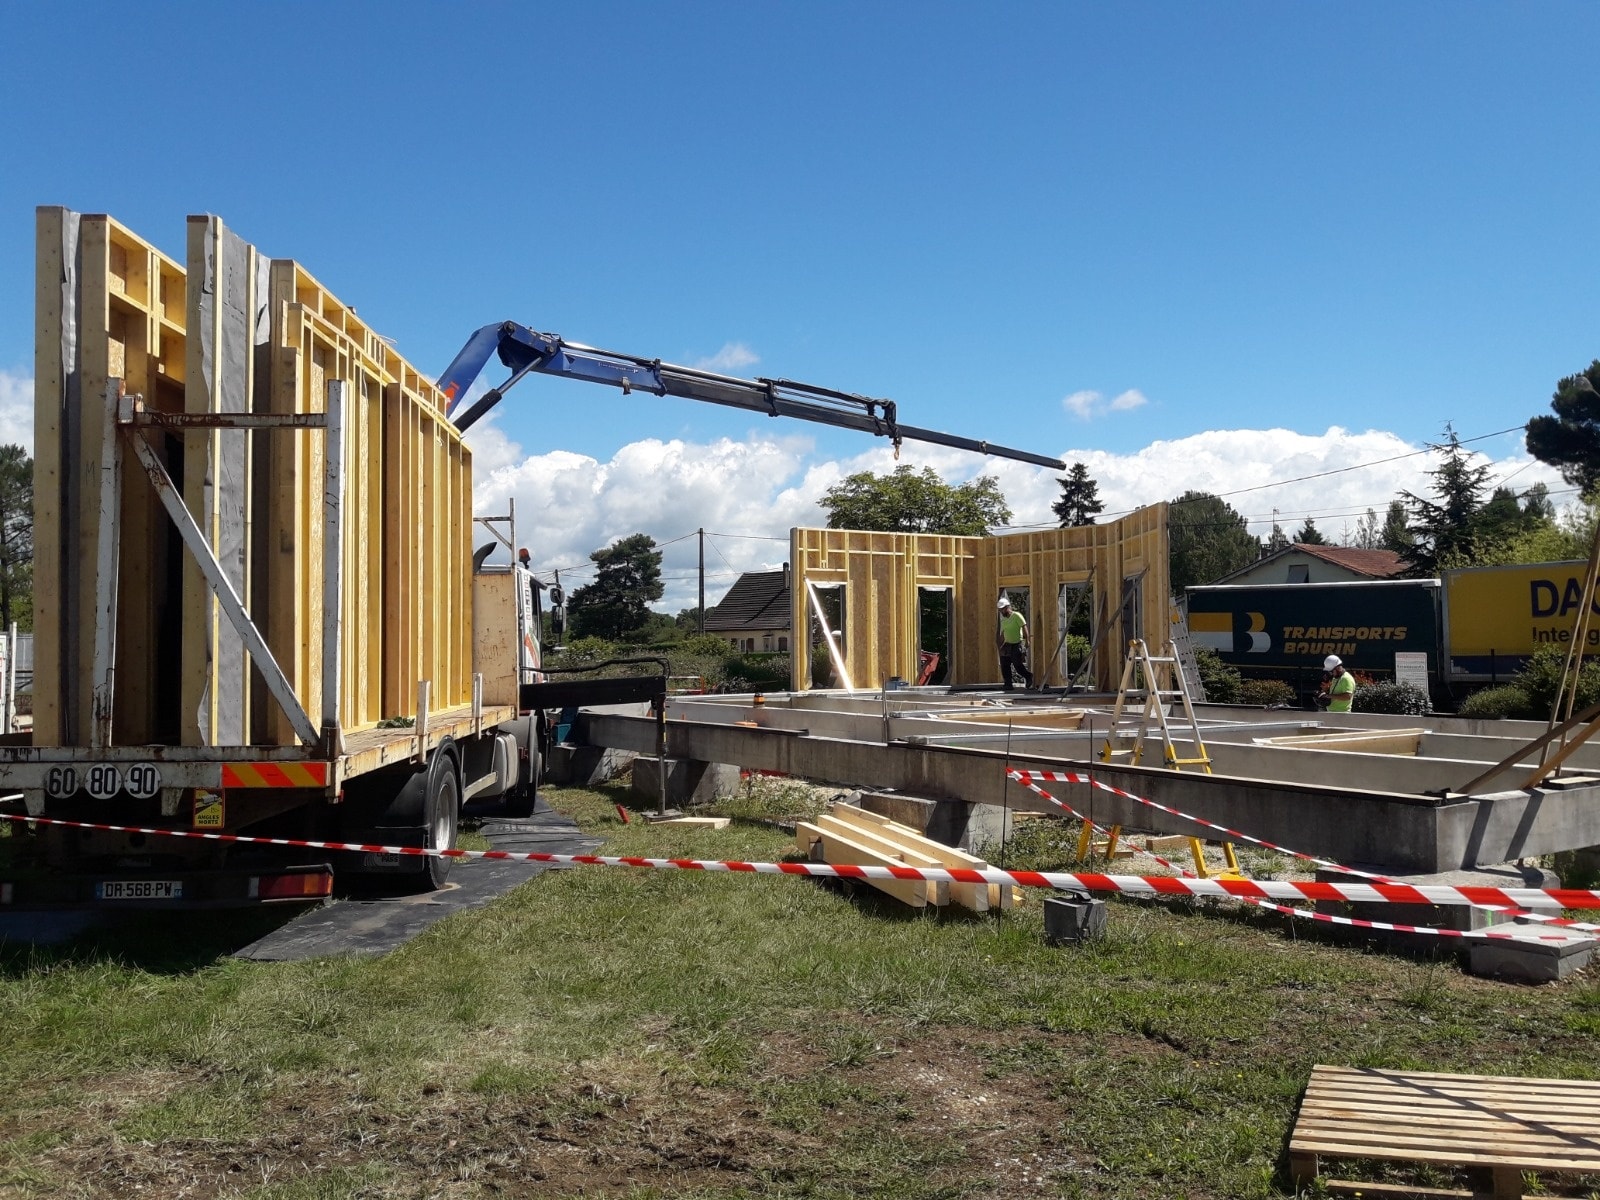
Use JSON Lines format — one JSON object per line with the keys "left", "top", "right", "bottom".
{"left": 1213, "top": 543, "right": 1407, "bottom": 586}
{"left": 704, "top": 568, "right": 792, "bottom": 652}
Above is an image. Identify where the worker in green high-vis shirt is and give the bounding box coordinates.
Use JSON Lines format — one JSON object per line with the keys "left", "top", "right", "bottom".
{"left": 996, "top": 595, "right": 1033, "bottom": 691}
{"left": 1319, "top": 655, "right": 1355, "bottom": 713}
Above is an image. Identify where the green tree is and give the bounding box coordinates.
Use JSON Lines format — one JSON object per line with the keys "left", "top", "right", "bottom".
{"left": 1400, "top": 425, "right": 1494, "bottom": 575}
{"left": 0, "top": 446, "right": 32, "bottom": 631}
{"left": 1475, "top": 491, "right": 1595, "bottom": 566}
{"left": 1522, "top": 482, "right": 1555, "bottom": 524}
{"left": 1051, "top": 461, "right": 1105, "bottom": 528}
{"left": 1380, "top": 498, "right": 1413, "bottom": 554}
{"left": 1526, "top": 361, "right": 1600, "bottom": 495}
{"left": 1265, "top": 522, "right": 1290, "bottom": 553}
{"left": 568, "top": 533, "right": 664, "bottom": 640}
{"left": 821, "top": 465, "right": 1011, "bottom": 535}
{"left": 1295, "top": 517, "right": 1327, "bottom": 545}
{"left": 1168, "top": 491, "right": 1259, "bottom": 593}
{"left": 1353, "top": 508, "right": 1380, "bottom": 549}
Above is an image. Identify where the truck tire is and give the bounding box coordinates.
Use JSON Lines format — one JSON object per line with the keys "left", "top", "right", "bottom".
{"left": 502, "top": 741, "right": 540, "bottom": 819}
{"left": 415, "top": 745, "right": 461, "bottom": 890}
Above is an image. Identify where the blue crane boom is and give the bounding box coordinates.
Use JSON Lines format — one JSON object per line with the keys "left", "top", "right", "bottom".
{"left": 437, "top": 321, "right": 1065, "bottom": 470}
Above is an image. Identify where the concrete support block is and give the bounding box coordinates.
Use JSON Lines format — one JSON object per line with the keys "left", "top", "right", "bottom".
{"left": 546, "top": 744, "right": 636, "bottom": 787}
{"left": 1468, "top": 928, "right": 1597, "bottom": 983}
{"left": 1314, "top": 863, "right": 1564, "bottom": 935}
{"left": 855, "top": 790, "right": 1013, "bottom": 855}
{"left": 1044, "top": 894, "right": 1108, "bottom": 944}
{"left": 631, "top": 756, "right": 741, "bottom": 808}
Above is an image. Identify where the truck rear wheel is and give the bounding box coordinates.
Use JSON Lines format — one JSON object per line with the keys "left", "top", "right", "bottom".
{"left": 416, "top": 747, "right": 461, "bottom": 890}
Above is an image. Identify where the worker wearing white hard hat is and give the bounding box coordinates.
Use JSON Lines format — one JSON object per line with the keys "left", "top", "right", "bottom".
{"left": 1317, "top": 654, "right": 1355, "bottom": 714}
{"left": 996, "top": 594, "right": 1033, "bottom": 691}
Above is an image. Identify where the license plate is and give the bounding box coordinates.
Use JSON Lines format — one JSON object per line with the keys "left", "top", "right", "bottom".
{"left": 96, "top": 880, "right": 183, "bottom": 901}
{"left": 362, "top": 852, "right": 403, "bottom": 869}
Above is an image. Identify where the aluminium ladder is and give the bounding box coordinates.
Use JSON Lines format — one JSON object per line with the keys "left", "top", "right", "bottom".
{"left": 1091, "top": 638, "right": 1241, "bottom": 879}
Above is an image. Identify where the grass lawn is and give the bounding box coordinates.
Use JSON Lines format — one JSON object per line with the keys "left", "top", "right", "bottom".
{"left": 1, "top": 781, "right": 1598, "bottom": 1199}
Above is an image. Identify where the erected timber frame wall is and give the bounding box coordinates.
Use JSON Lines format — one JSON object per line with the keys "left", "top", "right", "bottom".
{"left": 789, "top": 505, "right": 1169, "bottom": 692}
{"left": 34, "top": 207, "right": 473, "bottom": 750}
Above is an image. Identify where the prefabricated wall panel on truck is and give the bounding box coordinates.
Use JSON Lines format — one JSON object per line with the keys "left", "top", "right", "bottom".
{"left": 33, "top": 208, "right": 473, "bottom": 751}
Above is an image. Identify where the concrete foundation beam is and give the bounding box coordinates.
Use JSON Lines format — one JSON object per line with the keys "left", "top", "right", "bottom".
{"left": 546, "top": 744, "right": 635, "bottom": 787}
{"left": 631, "top": 756, "right": 741, "bottom": 808}
{"left": 577, "top": 712, "right": 1600, "bottom": 874}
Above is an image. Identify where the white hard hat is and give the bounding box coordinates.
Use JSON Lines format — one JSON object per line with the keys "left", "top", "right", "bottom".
{"left": 997, "top": 596, "right": 1011, "bottom": 609}
{"left": 1324, "top": 655, "right": 1342, "bottom": 671}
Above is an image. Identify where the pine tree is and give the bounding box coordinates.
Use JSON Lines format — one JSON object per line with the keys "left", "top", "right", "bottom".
{"left": 1380, "top": 499, "right": 1412, "bottom": 554}
{"left": 1400, "top": 424, "right": 1494, "bottom": 575}
{"left": 1051, "top": 462, "right": 1105, "bottom": 528}
{"left": 1295, "top": 517, "right": 1327, "bottom": 545}
{"left": 1265, "top": 522, "right": 1290, "bottom": 553}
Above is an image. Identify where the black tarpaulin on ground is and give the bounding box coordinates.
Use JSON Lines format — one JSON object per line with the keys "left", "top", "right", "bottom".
{"left": 231, "top": 799, "right": 599, "bottom": 962}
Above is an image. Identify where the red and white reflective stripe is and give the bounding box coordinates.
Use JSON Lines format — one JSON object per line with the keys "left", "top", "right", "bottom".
{"left": 1007, "top": 768, "right": 1600, "bottom": 936}
{"left": 221, "top": 762, "right": 330, "bottom": 789}
{"left": 3, "top": 812, "right": 1598, "bottom": 914}
{"left": 1003, "top": 772, "right": 1557, "bottom": 942}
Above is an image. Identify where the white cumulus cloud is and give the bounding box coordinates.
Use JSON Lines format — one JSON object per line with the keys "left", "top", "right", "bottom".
{"left": 469, "top": 422, "right": 1570, "bottom": 613}
{"left": 692, "top": 342, "right": 760, "bottom": 373}
{"left": 0, "top": 369, "right": 33, "bottom": 454}
{"left": 1063, "top": 387, "right": 1148, "bottom": 420}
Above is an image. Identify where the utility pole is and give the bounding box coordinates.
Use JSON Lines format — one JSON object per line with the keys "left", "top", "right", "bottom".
{"left": 698, "top": 528, "right": 705, "bottom": 633}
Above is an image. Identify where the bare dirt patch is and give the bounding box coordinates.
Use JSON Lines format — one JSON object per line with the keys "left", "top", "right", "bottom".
{"left": 5, "top": 1022, "right": 1167, "bottom": 1199}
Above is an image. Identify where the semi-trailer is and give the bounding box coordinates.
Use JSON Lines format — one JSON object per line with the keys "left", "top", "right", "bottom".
{"left": 1186, "top": 559, "right": 1596, "bottom": 701}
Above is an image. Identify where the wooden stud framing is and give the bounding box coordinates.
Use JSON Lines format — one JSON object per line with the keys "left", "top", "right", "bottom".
{"left": 36, "top": 210, "right": 474, "bottom": 749}
{"left": 35, "top": 209, "right": 186, "bottom": 747}
{"left": 790, "top": 505, "right": 1170, "bottom": 692}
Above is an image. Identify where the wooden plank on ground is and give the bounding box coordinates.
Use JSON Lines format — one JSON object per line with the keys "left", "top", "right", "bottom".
{"left": 798, "top": 819, "right": 944, "bottom": 908}
{"left": 817, "top": 813, "right": 985, "bottom": 911}
{"left": 828, "top": 802, "right": 1013, "bottom": 908}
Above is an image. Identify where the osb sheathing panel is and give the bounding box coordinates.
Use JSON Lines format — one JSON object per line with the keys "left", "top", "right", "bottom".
{"left": 34, "top": 209, "right": 472, "bottom": 748}
{"left": 790, "top": 503, "right": 1170, "bottom": 691}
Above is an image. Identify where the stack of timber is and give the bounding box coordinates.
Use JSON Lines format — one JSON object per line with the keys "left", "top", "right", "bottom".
{"left": 34, "top": 208, "right": 473, "bottom": 749}
{"left": 796, "top": 801, "right": 1014, "bottom": 911}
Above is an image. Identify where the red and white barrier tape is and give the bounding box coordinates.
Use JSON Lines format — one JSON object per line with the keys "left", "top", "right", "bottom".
{"left": 3, "top": 812, "right": 1598, "bottom": 912}
{"left": 1003, "top": 772, "right": 1580, "bottom": 942}
{"left": 1007, "top": 768, "right": 1600, "bottom": 937}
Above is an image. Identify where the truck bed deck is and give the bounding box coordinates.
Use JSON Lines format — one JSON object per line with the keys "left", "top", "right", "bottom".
{"left": 339, "top": 703, "right": 518, "bottom": 781}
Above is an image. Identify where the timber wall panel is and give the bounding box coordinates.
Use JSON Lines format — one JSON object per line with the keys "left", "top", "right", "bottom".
{"left": 35, "top": 210, "right": 473, "bottom": 748}
{"left": 790, "top": 504, "right": 1170, "bottom": 691}
{"left": 35, "top": 209, "right": 186, "bottom": 746}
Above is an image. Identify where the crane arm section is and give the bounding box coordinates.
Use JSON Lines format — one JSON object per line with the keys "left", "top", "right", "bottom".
{"left": 438, "top": 322, "right": 1064, "bottom": 470}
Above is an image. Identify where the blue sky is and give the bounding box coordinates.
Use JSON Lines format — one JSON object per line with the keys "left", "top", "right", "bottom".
{"left": 1, "top": 3, "right": 1595, "bottom": 608}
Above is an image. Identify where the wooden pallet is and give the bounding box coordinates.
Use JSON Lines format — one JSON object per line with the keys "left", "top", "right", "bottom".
{"left": 1290, "top": 1064, "right": 1600, "bottom": 1198}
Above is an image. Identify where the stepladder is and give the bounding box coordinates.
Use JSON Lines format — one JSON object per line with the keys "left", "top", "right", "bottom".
{"left": 1094, "top": 639, "right": 1242, "bottom": 879}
